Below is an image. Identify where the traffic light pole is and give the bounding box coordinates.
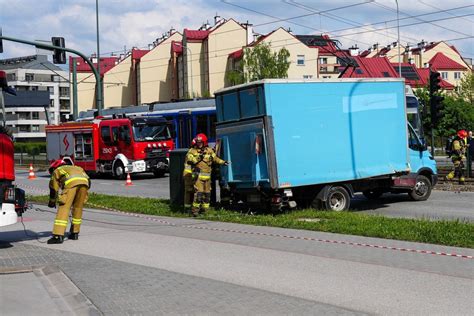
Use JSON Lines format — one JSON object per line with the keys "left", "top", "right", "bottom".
{"left": 0, "top": 35, "right": 103, "bottom": 116}
{"left": 72, "top": 60, "right": 78, "bottom": 120}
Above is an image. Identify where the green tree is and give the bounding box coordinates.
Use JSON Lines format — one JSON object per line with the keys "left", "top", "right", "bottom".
{"left": 226, "top": 42, "right": 290, "bottom": 85}
{"left": 455, "top": 72, "right": 474, "bottom": 105}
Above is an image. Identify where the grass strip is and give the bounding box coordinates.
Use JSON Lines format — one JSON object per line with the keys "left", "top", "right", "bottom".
{"left": 29, "top": 193, "right": 474, "bottom": 249}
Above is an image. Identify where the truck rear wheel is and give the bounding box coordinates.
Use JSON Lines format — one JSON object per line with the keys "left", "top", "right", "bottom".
{"left": 153, "top": 170, "right": 166, "bottom": 178}
{"left": 408, "top": 175, "right": 432, "bottom": 201}
{"left": 114, "top": 162, "right": 126, "bottom": 180}
{"left": 324, "top": 186, "right": 350, "bottom": 211}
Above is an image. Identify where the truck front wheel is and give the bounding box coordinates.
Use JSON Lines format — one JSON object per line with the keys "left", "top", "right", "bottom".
{"left": 114, "top": 162, "right": 126, "bottom": 180}
{"left": 408, "top": 175, "right": 432, "bottom": 201}
{"left": 324, "top": 186, "right": 350, "bottom": 211}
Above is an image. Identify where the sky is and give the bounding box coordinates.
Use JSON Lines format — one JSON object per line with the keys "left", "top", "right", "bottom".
{"left": 0, "top": 0, "right": 473, "bottom": 62}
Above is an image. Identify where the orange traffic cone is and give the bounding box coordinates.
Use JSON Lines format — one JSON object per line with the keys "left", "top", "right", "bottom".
{"left": 125, "top": 173, "right": 133, "bottom": 186}
{"left": 28, "top": 164, "right": 36, "bottom": 180}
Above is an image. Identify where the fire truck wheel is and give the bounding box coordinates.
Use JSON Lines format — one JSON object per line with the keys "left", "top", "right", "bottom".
{"left": 114, "top": 162, "right": 126, "bottom": 180}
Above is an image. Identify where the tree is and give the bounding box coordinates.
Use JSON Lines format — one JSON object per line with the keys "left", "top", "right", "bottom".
{"left": 226, "top": 42, "right": 290, "bottom": 85}
{"left": 455, "top": 72, "right": 474, "bottom": 105}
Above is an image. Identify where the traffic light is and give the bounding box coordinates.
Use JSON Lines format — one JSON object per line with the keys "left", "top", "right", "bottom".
{"left": 51, "top": 37, "right": 66, "bottom": 64}
{"left": 429, "top": 70, "right": 441, "bottom": 95}
{"left": 428, "top": 70, "right": 444, "bottom": 128}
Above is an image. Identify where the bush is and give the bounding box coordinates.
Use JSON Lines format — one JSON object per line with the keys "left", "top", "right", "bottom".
{"left": 14, "top": 142, "right": 47, "bottom": 155}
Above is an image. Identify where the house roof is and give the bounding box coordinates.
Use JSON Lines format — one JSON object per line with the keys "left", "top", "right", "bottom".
{"left": 411, "top": 41, "right": 439, "bottom": 54}
{"left": 0, "top": 55, "right": 63, "bottom": 71}
{"left": 171, "top": 41, "right": 183, "bottom": 55}
{"left": 341, "top": 56, "right": 398, "bottom": 79}
{"left": 184, "top": 29, "right": 211, "bottom": 41}
{"left": 70, "top": 56, "right": 119, "bottom": 76}
{"left": 131, "top": 49, "right": 149, "bottom": 61}
{"left": 228, "top": 48, "right": 243, "bottom": 59}
{"left": 428, "top": 52, "right": 466, "bottom": 70}
{"left": 297, "top": 34, "right": 338, "bottom": 55}
{"left": 416, "top": 68, "right": 455, "bottom": 90}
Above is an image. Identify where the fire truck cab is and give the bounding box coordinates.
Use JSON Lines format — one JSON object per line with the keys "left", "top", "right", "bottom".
{"left": 46, "top": 116, "right": 174, "bottom": 179}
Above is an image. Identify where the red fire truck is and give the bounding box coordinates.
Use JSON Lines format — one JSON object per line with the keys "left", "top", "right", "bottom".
{"left": 46, "top": 116, "right": 174, "bottom": 179}
{"left": 1, "top": 127, "right": 27, "bottom": 227}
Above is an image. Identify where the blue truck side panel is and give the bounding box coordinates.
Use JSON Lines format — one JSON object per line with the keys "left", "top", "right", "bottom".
{"left": 216, "top": 79, "right": 410, "bottom": 189}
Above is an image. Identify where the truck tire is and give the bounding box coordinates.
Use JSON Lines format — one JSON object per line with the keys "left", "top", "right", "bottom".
{"left": 324, "top": 186, "right": 350, "bottom": 211}
{"left": 408, "top": 175, "right": 432, "bottom": 201}
{"left": 113, "top": 162, "right": 126, "bottom": 180}
{"left": 363, "top": 189, "right": 384, "bottom": 200}
{"left": 153, "top": 170, "right": 166, "bottom": 178}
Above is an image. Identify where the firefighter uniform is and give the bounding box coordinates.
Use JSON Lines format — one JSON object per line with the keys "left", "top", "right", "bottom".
{"left": 183, "top": 161, "right": 195, "bottom": 209}
{"left": 186, "top": 146, "right": 226, "bottom": 215}
{"left": 447, "top": 136, "right": 467, "bottom": 184}
{"left": 49, "top": 165, "right": 90, "bottom": 237}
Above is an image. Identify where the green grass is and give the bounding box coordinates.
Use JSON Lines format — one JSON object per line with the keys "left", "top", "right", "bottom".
{"left": 29, "top": 193, "right": 474, "bottom": 248}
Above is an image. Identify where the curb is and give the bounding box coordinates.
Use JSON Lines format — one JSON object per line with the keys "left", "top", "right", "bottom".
{"left": 0, "top": 265, "right": 102, "bottom": 316}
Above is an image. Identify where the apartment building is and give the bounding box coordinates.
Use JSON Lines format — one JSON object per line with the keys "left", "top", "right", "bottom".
{"left": 180, "top": 18, "right": 249, "bottom": 98}
{"left": 70, "top": 56, "right": 119, "bottom": 113}
{"left": 103, "top": 49, "right": 148, "bottom": 108}
{"left": 138, "top": 30, "right": 182, "bottom": 104}
{"left": 228, "top": 28, "right": 319, "bottom": 81}
{"left": 0, "top": 54, "right": 70, "bottom": 141}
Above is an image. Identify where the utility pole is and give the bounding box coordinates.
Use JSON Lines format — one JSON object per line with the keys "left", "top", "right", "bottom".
{"left": 96, "top": 0, "right": 102, "bottom": 112}
{"left": 72, "top": 60, "right": 78, "bottom": 120}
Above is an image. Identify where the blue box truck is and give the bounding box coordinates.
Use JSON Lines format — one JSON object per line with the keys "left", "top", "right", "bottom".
{"left": 214, "top": 79, "right": 437, "bottom": 211}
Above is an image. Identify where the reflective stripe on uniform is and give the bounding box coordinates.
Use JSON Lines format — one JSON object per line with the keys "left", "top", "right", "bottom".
{"left": 71, "top": 218, "right": 82, "bottom": 225}
{"left": 54, "top": 219, "right": 68, "bottom": 226}
{"left": 198, "top": 172, "right": 211, "bottom": 180}
{"left": 192, "top": 202, "right": 200, "bottom": 207}
{"left": 202, "top": 203, "right": 210, "bottom": 209}
{"left": 183, "top": 166, "right": 192, "bottom": 174}
{"left": 64, "top": 177, "right": 89, "bottom": 186}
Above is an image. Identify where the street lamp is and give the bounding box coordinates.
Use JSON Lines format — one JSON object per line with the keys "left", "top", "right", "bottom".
{"left": 95, "top": 0, "right": 103, "bottom": 114}
{"left": 395, "top": 0, "right": 401, "bottom": 77}
{"left": 185, "top": 46, "right": 194, "bottom": 98}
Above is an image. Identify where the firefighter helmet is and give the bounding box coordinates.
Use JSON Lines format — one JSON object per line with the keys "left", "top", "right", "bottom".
{"left": 457, "top": 130, "right": 468, "bottom": 138}
{"left": 49, "top": 159, "right": 65, "bottom": 174}
{"left": 195, "top": 133, "right": 208, "bottom": 146}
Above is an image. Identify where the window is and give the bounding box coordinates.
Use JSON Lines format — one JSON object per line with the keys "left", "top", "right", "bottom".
{"left": 297, "top": 55, "right": 305, "bottom": 66}
{"left": 25, "top": 73, "right": 34, "bottom": 81}
{"left": 7, "top": 73, "right": 16, "bottom": 81}
{"left": 119, "top": 125, "right": 131, "bottom": 143}
{"left": 196, "top": 115, "right": 208, "bottom": 135}
{"left": 19, "top": 125, "right": 30, "bottom": 132}
{"left": 441, "top": 72, "right": 448, "bottom": 79}
{"left": 32, "top": 125, "right": 40, "bottom": 132}
{"left": 454, "top": 72, "right": 461, "bottom": 79}
{"left": 101, "top": 126, "right": 112, "bottom": 144}
{"left": 48, "top": 87, "right": 54, "bottom": 95}
{"left": 50, "top": 99, "right": 54, "bottom": 107}
{"left": 19, "top": 112, "right": 30, "bottom": 120}
{"left": 318, "top": 57, "right": 328, "bottom": 64}
{"left": 32, "top": 112, "right": 39, "bottom": 119}
{"left": 112, "top": 127, "right": 119, "bottom": 143}
{"left": 30, "top": 86, "right": 38, "bottom": 91}
{"left": 355, "top": 69, "right": 364, "bottom": 74}
{"left": 303, "top": 75, "right": 313, "bottom": 79}
{"left": 50, "top": 112, "right": 55, "bottom": 120}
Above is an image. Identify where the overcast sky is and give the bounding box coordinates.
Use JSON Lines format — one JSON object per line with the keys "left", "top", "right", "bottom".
{"left": 1, "top": 0, "right": 473, "bottom": 61}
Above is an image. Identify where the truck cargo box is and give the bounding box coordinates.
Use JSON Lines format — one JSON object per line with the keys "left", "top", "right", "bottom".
{"left": 215, "top": 79, "right": 410, "bottom": 190}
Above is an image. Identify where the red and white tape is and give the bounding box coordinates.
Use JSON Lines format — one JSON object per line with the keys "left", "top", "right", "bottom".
{"left": 20, "top": 184, "right": 473, "bottom": 260}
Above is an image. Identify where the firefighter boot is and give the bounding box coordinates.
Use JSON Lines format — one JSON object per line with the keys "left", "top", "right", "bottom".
{"left": 47, "top": 235, "right": 64, "bottom": 244}
{"left": 68, "top": 225, "right": 79, "bottom": 240}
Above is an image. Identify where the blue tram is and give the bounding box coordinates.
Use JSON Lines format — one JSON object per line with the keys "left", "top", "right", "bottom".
{"left": 78, "top": 99, "right": 217, "bottom": 149}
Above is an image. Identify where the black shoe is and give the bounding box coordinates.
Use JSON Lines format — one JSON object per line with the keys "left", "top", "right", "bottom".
{"left": 47, "top": 235, "right": 64, "bottom": 244}
{"left": 69, "top": 232, "right": 79, "bottom": 240}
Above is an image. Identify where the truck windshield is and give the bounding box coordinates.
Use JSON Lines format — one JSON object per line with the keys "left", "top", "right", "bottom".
{"left": 132, "top": 124, "right": 171, "bottom": 142}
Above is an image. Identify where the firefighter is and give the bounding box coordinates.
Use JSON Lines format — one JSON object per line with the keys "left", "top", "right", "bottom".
{"left": 183, "top": 138, "right": 197, "bottom": 210}
{"left": 446, "top": 130, "right": 468, "bottom": 185}
{"left": 186, "top": 133, "right": 228, "bottom": 216}
{"left": 47, "top": 160, "right": 91, "bottom": 244}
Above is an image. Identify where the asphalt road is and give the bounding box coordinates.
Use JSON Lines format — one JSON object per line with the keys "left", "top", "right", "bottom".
{"left": 1, "top": 207, "right": 473, "bottom": 315}
{"left": 15, "top": 170, "right": 474, "bottom": 221}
